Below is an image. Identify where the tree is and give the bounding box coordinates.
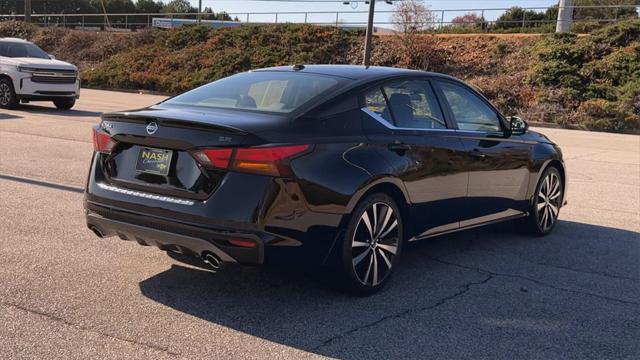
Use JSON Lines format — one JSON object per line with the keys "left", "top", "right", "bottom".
{"left": 200, "top": 7, "right": 234, "bottom": 21}
{"left": 390, "top": 0, "right": 441, "bottom": 70}
{"left": 495, "top": 7, "right": 548, "bottom": 29}
{"left": 451, "top": 12, "right": 485, "bottom": 29}
{"left": 2, "top": 0, "right": 99, "bottom": 15}
{"left": 135, "top": 0, "right": 163, "bottom": 13}
{"left": 572, "top": 0, "right": 638, "bottom": 21}
{"left": 162, "top": 0, "right": 196, "bottom": 14}
{"left": 88, "top": 0, "right": 136, "bottom": 13}
{"left": 391, "top": 0, "right": 436, "bottom": 34}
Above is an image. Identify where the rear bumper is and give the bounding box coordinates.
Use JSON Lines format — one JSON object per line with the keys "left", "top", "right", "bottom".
{"left": 87, "top": 212, "right": 241, "bottom": 264}
{"left": 85, "top": 203, "right": 268, "bottom": 265}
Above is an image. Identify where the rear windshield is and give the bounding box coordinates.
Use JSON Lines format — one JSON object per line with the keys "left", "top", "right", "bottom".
{"left": 0, "top": 41, "right": 50, "bottom": 59}
{"left": 164, "top": 71, "right": 341, "bottom": 114}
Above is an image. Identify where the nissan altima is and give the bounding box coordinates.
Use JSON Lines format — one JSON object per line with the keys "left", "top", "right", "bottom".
{"left": 85, "top": 65, "right": 566, "bottom": 293}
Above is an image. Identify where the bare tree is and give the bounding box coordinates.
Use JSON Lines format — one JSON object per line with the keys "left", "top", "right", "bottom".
{"left": 391, "top": 0, "right": 436, "bottom": 34}
{"left": 390, "top": 0, "right": 440, "bottom": 70}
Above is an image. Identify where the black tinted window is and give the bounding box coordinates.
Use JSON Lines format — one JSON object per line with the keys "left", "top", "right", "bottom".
{"left": 438, "top": 81, "right": 501, "bottom": 132}
{"left": 165, "top": 71, "right": 340, "bottom": 114}
{"left": 382, "top": 80, "right": 445, "bottom": 129}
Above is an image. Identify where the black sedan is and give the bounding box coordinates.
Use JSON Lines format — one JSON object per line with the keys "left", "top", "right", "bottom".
{"left": 85, "top": 65, "right": 567, "bottom": 293}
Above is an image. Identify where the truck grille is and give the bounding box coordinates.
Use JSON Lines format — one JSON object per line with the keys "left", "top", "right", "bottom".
{"left": 30, "top": 69, "right": 77, "bottom": 84}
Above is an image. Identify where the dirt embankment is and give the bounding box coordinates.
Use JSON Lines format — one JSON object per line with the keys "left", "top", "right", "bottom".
{"left": 1, "top": 20, "right": 637, "bottom": 132}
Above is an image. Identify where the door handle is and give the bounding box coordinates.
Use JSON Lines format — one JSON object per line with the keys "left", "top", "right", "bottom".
{"left": 470, "top": 149, "right": 486, "bottom": 159}
{"left": 388, "top": 142, "right": 411, "bottom": 152}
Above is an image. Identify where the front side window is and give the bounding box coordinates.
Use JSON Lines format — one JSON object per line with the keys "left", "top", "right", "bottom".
{"left": 437, "top": 81, "right": 502, "bottom": 132}
{"left": 0, "top": 42, "right": 50, "bottom": 59}
{"left": 382, "top": 80, "right": 446, "bottom": 129}
{"left": 165, "top": 71, "right": 340, "bottom": 114}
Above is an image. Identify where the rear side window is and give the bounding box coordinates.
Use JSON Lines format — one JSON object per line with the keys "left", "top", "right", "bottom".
{"left": 437, "top": 81, "right": 502, "bottom": 132}
{"left": 165, "top": 71, "right": 340, "bottom": 114}
{"left": 364, "top": 88, "right": 393, "bottom": 125}
{"left": 382, "top": 80, "right": 445, "bottom": 129}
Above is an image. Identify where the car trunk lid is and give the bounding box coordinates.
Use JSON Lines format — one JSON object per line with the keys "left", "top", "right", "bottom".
{"left": 97, "top": 106, "right": 289, "bottom": 200}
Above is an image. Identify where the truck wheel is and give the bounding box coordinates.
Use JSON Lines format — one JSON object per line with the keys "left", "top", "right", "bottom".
{"left": 53, "top": 99, "right": 76, "bottom": 110}
{"left": 0, "top": 78, "right": 18, "bottom": 109}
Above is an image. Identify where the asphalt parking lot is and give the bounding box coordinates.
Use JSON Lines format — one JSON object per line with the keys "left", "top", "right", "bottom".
{"left": 1, "top": 89, "right": 639, "bottom": 359}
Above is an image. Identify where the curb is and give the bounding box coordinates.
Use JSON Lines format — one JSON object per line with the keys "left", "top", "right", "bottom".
{"left": 82, "top": 86, "right": 172, "bottom": 97}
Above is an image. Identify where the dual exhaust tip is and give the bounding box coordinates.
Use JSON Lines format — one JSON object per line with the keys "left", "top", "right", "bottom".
{"left": 202, "top": 252, "right": 223, "bottom": 273}
{"left": 89, "top": 225, "right": 105, "bottom": 238}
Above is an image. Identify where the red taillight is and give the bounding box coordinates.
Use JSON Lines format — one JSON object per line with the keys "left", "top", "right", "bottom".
{"left": 233, "top": 145, "right": 309, "bottom": 176}
{"left": 198, "top": 148, "right": 233, "bottom": 169}
{"left": 193, "top": 144, "right": 310, "bottom": 176}
{"left": 92, "top": 127, "right": 116, "bottom": 153}
{"left": 228, "top": 239, "right": 257, "bottom": 248}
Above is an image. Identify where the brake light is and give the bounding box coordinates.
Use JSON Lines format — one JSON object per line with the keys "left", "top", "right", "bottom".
{"left": 92, "top": 127, "right": 116, "bottom": 153}
{"left": 233, "top": 145, "right": 309, "bottom": 176}
{"left": 228, "top": 239, "right": 257, "bottom": 248}
{"left": 198, "top": 148, "right": 233, "bottom": 169}
{"left": 193, "top": 144, "right": 310, "bottom": 176}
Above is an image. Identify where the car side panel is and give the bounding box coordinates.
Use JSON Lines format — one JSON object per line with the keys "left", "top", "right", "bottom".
{"left": 456, "top": 132, "right": 535, "bottom": 221}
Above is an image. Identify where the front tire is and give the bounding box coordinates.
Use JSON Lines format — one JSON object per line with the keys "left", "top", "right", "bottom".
{"left": 53, "top": 98, "right": 75, "bottom": 110}
{"left": 0, "top": 78, "right": 18, "bottom": 109}
{"left": 340, "top": 193, "right": 403, "bottom": 294}
{"left": 525, "top": 166, "right": 563, "bottom": 236}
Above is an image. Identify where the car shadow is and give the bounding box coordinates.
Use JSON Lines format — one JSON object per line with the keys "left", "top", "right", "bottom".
{"left": 17, "top": 104, "right": 101, "bottom": 117}
{"left": 138, "top": 220, "right": 639, "bottom": 358}
{"left": 0, "top": 113, "right": 22, "bottom": 120}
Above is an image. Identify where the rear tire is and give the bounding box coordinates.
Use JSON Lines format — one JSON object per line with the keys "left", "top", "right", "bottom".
{"left": 0, "top": 78, "right": 18, "bottom": 109}
{"left": 53, "top": 98, "right": 75, "bottom": 110}
{"left": 524, "top": 166, "right": 563, "bottom": 236}
{"left": 340, "top": 193, "right": 403, "bottom": 295}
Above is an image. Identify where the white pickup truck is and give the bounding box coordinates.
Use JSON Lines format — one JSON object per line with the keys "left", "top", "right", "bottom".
{"left": 0, "top": 37, "right": 80, "bottom": 110}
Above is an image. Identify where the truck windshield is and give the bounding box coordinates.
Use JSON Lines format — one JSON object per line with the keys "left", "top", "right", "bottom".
{"left": 0, "top": 42, "right": 50, "bottom": 59}
{"left": 164, "top": 71, "right": 341, "bottom": 114}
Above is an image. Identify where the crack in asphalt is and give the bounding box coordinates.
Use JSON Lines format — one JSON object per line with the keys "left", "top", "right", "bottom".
{"left": 1, "top": 301, "right": 181, "bottom": 357}
{"left": 313, "top": 271, "right": 493, "bottom": 351}
{"left": 426, "top": 256, "right": 640, "bottom": 306}
{"left": 314, "top": 251, "right": 638, "bottom": 350}
{"left": 468, "top": 249, "right": 640, "bottom": 282}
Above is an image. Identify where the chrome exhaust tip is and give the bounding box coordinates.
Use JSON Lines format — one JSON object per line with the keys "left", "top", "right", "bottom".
{"left": 203, "top": 253, "right": 223, "bottom": 273}
{"left": 89, "top": 226, "right": 104, "bottom": 238}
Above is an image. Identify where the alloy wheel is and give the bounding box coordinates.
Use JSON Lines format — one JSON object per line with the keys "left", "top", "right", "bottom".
{"left": 536, "top": 171, "right": 562, "bottom": 231}
{"left": 351, "top": 202, "right": 400, "bottom": 286}
{"left": 0, "top": 83, "right": 11, "bottom": 106}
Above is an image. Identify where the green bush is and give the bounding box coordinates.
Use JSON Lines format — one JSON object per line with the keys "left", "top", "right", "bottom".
{"left": 527, "top": 20, "right": 639, "bottom": 131}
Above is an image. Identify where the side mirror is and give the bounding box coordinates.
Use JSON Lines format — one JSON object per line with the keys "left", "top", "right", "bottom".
{"left": 509, "top": 116, "right": 528, "bottom": 135}
{"left": 49, "top": 54, "right": 56, "bottom": 60}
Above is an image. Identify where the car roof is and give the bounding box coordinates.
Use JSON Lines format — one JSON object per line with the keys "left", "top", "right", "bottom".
{"left": 254, "top": 64, "right": 458, "bottom": 82}
{"left": 0, "top": 37, "right": 31, "bottom": 44}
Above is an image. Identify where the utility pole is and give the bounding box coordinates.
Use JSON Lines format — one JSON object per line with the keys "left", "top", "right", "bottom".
{"left": 556, "top": 0, "right": 575, "bottom": 33}
{"left": 363, "top": 0, "right": 376, "bottom": 67}
{"left": 24, "top": 0, "right": 31, "bottom": 23}
{"left": 198, "top": 0, "right": 202, "bottom": 23}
